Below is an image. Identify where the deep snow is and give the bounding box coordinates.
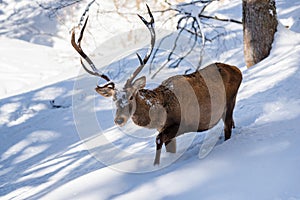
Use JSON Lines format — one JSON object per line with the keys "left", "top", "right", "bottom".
{"left": 1, "top": 0, "right": 300, "bottom": 199}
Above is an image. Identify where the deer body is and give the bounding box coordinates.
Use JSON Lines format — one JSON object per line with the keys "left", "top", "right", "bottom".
{"left": 71, "top": 5, "right": 242, "bottom": 165}
{"left": 127, "top": 63, "right": 242, "bottom": 164}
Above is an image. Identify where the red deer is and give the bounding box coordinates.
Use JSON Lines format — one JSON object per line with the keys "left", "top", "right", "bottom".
{"left": 71, "top": 5, "right": 243, "bottom": 165}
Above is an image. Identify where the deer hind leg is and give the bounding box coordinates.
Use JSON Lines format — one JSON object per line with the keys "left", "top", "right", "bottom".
{"left": 223, "top": 115, "right": 233, "bottom": 140}
{"left": 223, "top": 95, "right": 237, "bottom": 140}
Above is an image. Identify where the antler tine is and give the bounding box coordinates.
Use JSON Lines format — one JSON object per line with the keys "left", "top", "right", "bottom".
{"left": 125, "top": 4, "right": 155, "bottom": 88}
{"left": 71, "top": 16, "right": 114, "bottom": 88}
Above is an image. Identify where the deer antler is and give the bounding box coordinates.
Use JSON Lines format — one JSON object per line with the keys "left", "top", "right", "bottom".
{"left": 71, "top": 16, "right": 115, "bottom": 89}
{"left": 125, "top": 4, "right": 156, "bottom": 88}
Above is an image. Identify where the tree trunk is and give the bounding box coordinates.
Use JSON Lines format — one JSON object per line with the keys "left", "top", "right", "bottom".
{"left": 243, "top": 0, "right": 278, "bottom": 68}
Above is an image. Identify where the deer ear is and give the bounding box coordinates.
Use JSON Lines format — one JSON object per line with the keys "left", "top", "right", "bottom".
{"left": 132, "top": 76, "right": 146, "bottom": 89}
{"left": 95, "top": 86, "right": 115, "bottom": 97}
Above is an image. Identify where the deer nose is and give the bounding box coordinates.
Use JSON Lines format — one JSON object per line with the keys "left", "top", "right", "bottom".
{"left": 115, "top": 117, "right": 125, "bottom": 126}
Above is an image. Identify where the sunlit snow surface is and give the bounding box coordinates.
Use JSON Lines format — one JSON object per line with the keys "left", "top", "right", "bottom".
{"left": 1, "top": 0, "right": 300, "bottom": 199}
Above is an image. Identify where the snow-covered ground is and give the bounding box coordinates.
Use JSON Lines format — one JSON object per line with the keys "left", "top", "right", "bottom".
{"left": 1, "top": 0, "right": 300, "bottom": 199}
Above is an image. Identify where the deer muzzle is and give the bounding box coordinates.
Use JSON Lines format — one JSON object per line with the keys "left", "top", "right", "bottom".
{"left": 114, "top": 116, "right": 127, "bottom": 127}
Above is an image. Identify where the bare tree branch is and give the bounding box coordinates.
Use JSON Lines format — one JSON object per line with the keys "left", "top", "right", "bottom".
{"left": 36, "top": 0, "right": 83, "bottom": 18}
{"left": 199, "top": 14, "right": 242, "bottom": 24}
{"left": 149, "top": 0, "right": 242, "bottom": 76}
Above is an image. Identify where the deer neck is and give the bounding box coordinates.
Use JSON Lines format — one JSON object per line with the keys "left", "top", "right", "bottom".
{"left": 131, "top": 89, "right": 166, "bottom": 129}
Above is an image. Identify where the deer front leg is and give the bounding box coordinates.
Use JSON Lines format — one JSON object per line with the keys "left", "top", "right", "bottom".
{"left": 165, "top": 138, "right": 176, "bottom": 153}
{"left": 154, "top": 125, "right": 180, "bottom": 165}
{"left": 154, "top": 135, "right": 164, "bottom": 165}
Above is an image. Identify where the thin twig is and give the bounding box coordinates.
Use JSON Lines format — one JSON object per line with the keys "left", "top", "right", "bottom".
{"left": 199, "top": 14, "right": 242, "bottom": 24}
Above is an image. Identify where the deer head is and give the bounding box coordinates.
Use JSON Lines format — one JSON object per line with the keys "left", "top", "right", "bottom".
{"left": 71, "top": 5, "right": 155, "bottom": 127}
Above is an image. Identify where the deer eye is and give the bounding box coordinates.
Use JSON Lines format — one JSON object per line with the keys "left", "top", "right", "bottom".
{"left": 129, "top": 96, "right": 134, "bottom": 101}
